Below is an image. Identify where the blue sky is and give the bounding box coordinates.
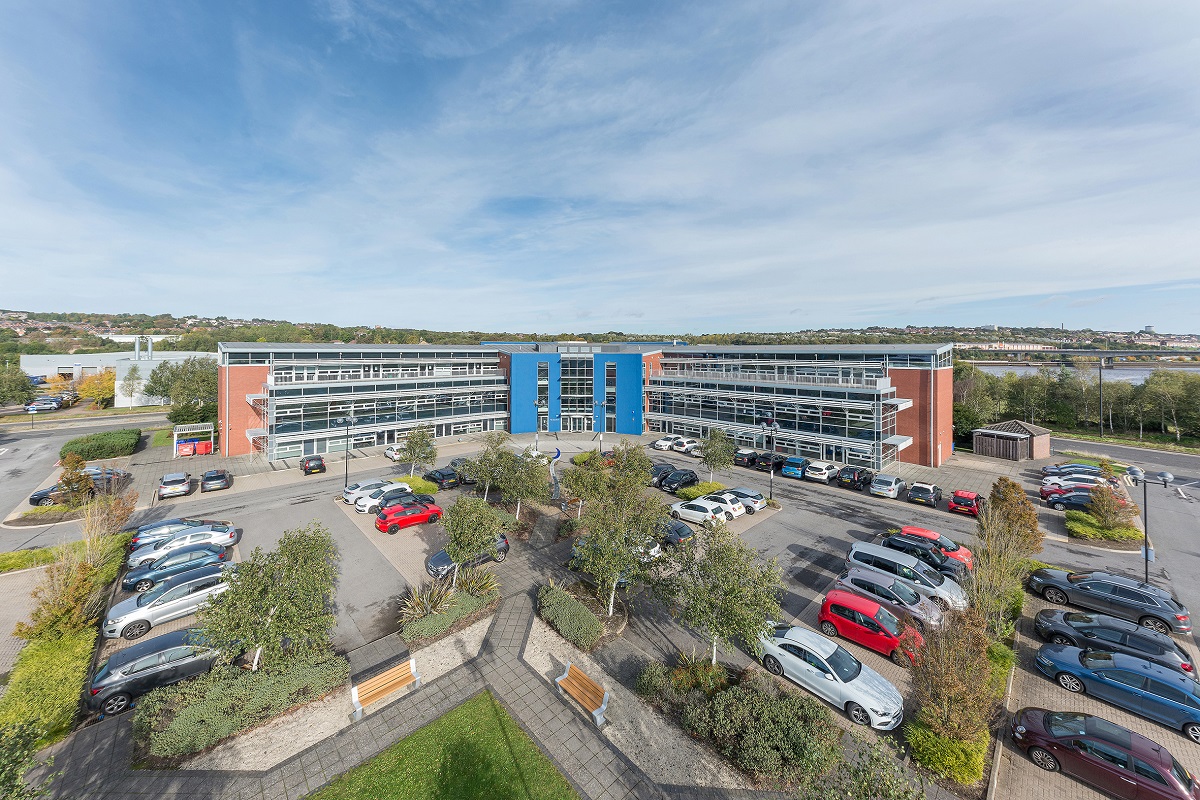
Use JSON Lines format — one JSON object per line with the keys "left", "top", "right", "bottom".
{"left": 1, "top": 1, "right": 1198, "bottom": 334}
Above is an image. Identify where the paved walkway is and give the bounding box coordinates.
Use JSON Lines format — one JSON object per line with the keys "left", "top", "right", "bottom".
{"left": 0, "top": 566, "right": 45, "bottom": 696}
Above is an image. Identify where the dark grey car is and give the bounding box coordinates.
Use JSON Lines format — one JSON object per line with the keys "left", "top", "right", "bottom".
{"left": 425, "top": 534, "right": 509, "bottom": 579}
{"left": 881, "top": 534, "right": 969, "bottom": 584}
{"left": 1033, "top": 610, "right": 1196, "bottom": 679}
{"left": 87, "top": 628, "right": 217, "bottom": 716}
{"left": 121, "top": 543, "right": 230, "bottom": 593}
{"left": 1028, "top": 569, "right": 1192, "bottom": 635}
{"left": 834, "top": 567, "right": 945, "bottom": 631}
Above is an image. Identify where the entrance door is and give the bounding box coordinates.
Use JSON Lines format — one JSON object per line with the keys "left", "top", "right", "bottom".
{"left": 824, "top": 444, "right": 846, "bottom": 463}
{"left": 538, "top": 414, "right": 548, "bottom": 432}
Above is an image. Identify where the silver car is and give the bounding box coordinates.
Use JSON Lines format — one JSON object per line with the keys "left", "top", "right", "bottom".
{"left": 868, "top": 474, "right": 906, "bottom": 499}
{"left": 834, "top": 567, "right": 944, "bottom": 630}
{"left": 341, "top": 478, "right": 391, "bottom": 505}
{"left": 725, "top": 487, "right": 767, "bottom": 514}
{"left": 157, "top": 473, "right": 192, "bottom": 500}
{"left": 846, "top": 542, "right": 968, "bottom": 611}
{"left": 103, "top": 565, "right": 231, "bottom": 639}
{"left": 354, "top": 482, "right": 412, "bottom": 514}
{"left": 127, "top": 524, "right": 240, "bottom": 568}
{"left": 759, "top": 624, "right": 904, "bottom": 730}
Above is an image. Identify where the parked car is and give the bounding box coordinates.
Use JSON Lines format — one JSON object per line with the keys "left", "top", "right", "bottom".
{"left": 660, "top": 469, "right": 699, "bottom": 493}
{"left": 869, "top": 474, "right": 906, "bottom": 499}
{"left": 1033, "top": 610, "right": 1196, "bottom": 678}
{"left": 671, "top": 438, "right": 701, "bottom": 455}
{"left": 423, "top": 468, "right": 460, "bottom": 490}
{"left": 355, "top": 484, "right": 418, "bottom": 514}
{"left": 833, "top": 568, "right": 945, "bottom": 631}
{"left": 836, "top": 466, "right": 874, "bottom": 490}
{"left": 880, "top": 534, "right": 970, "bottom": 583}
{"left": 781, "top": 457, "right": 810, "bottom": 479}
{"left": 725, "top": 487, "right": 767, "bottom": 514}
{"left": 648, "top": 463, "right": 677, "bottom": 488}
{"left": 121, "top": 544, "right": 230, "bottom": 593}
{"left": 199, "top": 470, "right": 232, "bottom": 493}
{"left": 24, "top": 400, "right": 59, "bottom": 412}
{"left": 1011, "top": 707, "right": 1200, "bottom": 798}
{"left": 341, "top": 478, "right": 392, "bottom": 505}
{"left": 702, "top": 492, "right": 746, "bottom": 519}
{"left": 658, "top": 518, "right": 695, "bottom": 547}
{"left": 448, "top": 457, "right": 476, "bottom": 484}
{"left": 1028, "top": 569, "right": 1192, "bottom": 635}
{"left": 758, "top": 624, "right": 904, "bottom": 730}
{"left": 86, "top": 628, "right": 218, "bottom": 716}
{"left": 804, "top": 462, "right": 838, "bottom": 482}
{"left": 384, "top": 445, "right": 403, "bottom": 462}
{"left": 652, "top": 435, "right": 684, "bottom": 451}
{"left": 127, "top": 523, "right": 240, "bottom": 568}
{"left": 151, "top": 472, "right": 186, "bottom": 501}
{"left": 570, "top": 537, "right": 661, "bottom": 585}
{"left": 818, "top": 590, "right": 923, "bottom": 666}
{"left": 846, "top": 542, "right": 968, "bottom": 611}
{"left": 300, "top": 455, "right": 326, "bottom": 475}
{"left": 670, "top": 499, "right": 726, "bottom": 524}
{"left": 28, "top": 478, "right": 104, "bottom": 507}
{"left": 377, "top": 492, "right": 436, "bottom": 514}
{"left": 375, "top": 501, "right": 442, "bottom": 534}
{"left": 894, "top": 526, "right": 973, "bottom": 570}
{"left": 947, "top": 490, "right": 983, "bottom": 516}
{"left": 126, "top": 518, "right": 228, "bottom": 550}
{"left": 733, "top": 449, "right": 760, "bottom": 467}
{"left": 1042, "top": 473, "right": 1117, "bottom": 490}
{"left": 1041, "top": 463, "right": 1104, "bottom": 477}
{"left": 425, "top": 534, "right": 509, "bottom": 578}
{"left": 1035, "top": 645, "right": 1200, "bottom": 743}
{"left": 104, "top": 565, "right": 232, "bottom": 640}
{"left": 755, "top": 453, "right": 787, "bottom": 472}
{"left": 906, "top": 482, "right": 942, "bottom": 507}
{"left": 1045, "top": 492, "right": 1096, "bottom": 512}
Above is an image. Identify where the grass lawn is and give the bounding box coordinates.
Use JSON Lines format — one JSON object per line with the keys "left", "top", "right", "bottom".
{"left": 309, "top": 691, "right": 579, "bottom": 800}
{"left": 150, "top": 427, "right": 174, "bottom": 447}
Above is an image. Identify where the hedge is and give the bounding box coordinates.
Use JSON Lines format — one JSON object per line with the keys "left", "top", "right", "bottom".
{"left": 402, "top": 590, "right": 497, "bottom": 640}
{"left": 906, "top": 721, "right": 988, "bottom": 785}
{"left": 401, "top": 476, "right": 440, "bottom": 495}
{"left": 675, "top": 481, "right": 727, "bottom": 501}
{"left": 1063, "top": 510, "right": 1141, "bottom": 542}
{"left": 571, "top": 451, "right": 595, "bottom": 466}
{"left": 132, "top": 654, "right": 350, "bottom": 759}
{"left": 0, "top": 629, "right": 97, "bottom": 744}
{"left": 59, "top": 428, "right": 142, "bottom": 461}
{"left": 537, "top": 584, "right": 602, "bottom": 650}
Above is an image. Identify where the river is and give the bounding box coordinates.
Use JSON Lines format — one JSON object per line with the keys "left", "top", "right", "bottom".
{"left": 974, "top": 364, "right": 1200, "bottom": 385}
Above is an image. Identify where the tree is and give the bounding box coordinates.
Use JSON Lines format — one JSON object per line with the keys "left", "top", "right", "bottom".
{"left": 76, "top": 369, "right": 116, "bottom": 408}
{"left": 57, "top": 453, "right": 93, "bottom": 507}
{"left": 984, "top": 477, "right": 1042, "bottom": 557}
{"left": 663, "top": 520, "right": 783, "bottom": 664}
{"left": 443, "top": 497, "right": 504, "bottom": 587}
{"left": 143, "top": 360, "right": 179, "bottom": 403}
{"left": 1088, "top": 484, "right": 1138, "bottom": 530}
{"left": 699, "top": 428, "right": 736, "bottom": 482}
{"left": 0, "top": 721, "right": 58, "bottom": 799}
{"left": 798, "top": 736, "right": 925, "bottom": 800}
{"left": 907, "top": 610, "right": 994, "bottom": 741}
{"left": 399, "top": 424, "right": 437, "bottom": 477}
{"left": 0, "top": 360, "right": 35, "bottom": 406}
{"left": 42, "top": 374, "right": 73, "bottom": 396}
{"left": 496, "top": 446, "right": 551, "bottom": 520}
{"left": 119, "top": 364, "right": 141, "bottom": 411}
{"left": 197, "top": 521, "right": 338, "bottom": 672}
{"left": 467, "top": 430, "right": 511, "bottom": 501}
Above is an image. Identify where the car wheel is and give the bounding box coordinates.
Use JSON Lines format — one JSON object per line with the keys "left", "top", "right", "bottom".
{"left": 1028, "top": 747, "right": 1060, "bottom": 772}
{"left": 932, "top": 596, "right": 950, "bottom": 611}
{"left": 369, "top": 505, "right": 379, "bottom": 515}
{"left": 495, "top": 550, "right": 507, "bottom": 563}
{"left": 121, "top": 620, "right": 151, "bottom": 640}
{"left": 37, "top": 497, "right": 54, "bottom": 507}
{"left": 101, "top": 693, "right": 132, "bottom": 716}
{"left": 1185, "top": 723, "right": 1200, "bottom": 745}
{"left": 846, "top": 702, "right": 871, "bottom": 726}
{"left": 387, "top": 524, "right": 399, "bottom": 535}
{"left": 134, "top": 579, "right": 154, "bottom": 592}
{"left": 1141, "top": 617, "right": 1172, "bottom": 635}
{"left": 763, "top": 655, "right": 783, "bottom": 676}
{"left": 819, "top": 621, "right": 839, "bottom": 638}
{"left": 1051, "top": 502, "right": 1066, "bottom": 511}
{"left": 670, "top": 511, "right": 680, "bottom": 519}
{"left": 1050, "top": 634, "right": 1076, "bottom": 647}
{"left": 428, "top": 513, "right": 440, "bottom": 524}
{"left": 890, "top": 649, "right": 909, "bottom": 667}
{"left": 1056, "top": 673, "right": 1085, "bottom": 694}
{"left": 745, "top": 506, "right": 755, "bottom": 515}
{"left": 725, "top": 512, "right": 733, "bottom": 521}
{"left": 1042, "top": 587, "right": 1068, "bottom": 605}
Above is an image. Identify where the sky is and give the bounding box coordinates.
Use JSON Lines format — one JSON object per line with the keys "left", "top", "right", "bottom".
{"left": 0, "top": 1, "right": 1198, "bottom": 335}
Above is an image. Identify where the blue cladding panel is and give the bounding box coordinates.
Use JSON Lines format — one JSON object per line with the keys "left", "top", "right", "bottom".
{"left": 593, "top": 353, "right": 644, "bottom": 435}
{"left": 509, "top": 353, "right": 561, "bottom": 433}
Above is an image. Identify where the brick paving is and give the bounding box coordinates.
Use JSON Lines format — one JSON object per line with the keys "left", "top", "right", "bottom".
{"left": 0, "top": 565, "right": 45, "bottom": 696}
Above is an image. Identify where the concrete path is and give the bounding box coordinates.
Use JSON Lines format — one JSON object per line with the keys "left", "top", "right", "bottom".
{"left": 0, "top": 566, "right": 45, "bottom": 696}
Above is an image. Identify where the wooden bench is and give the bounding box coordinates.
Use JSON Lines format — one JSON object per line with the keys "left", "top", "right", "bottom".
{"left": 554, "top": 662, "right": 609, "bottom": 727}
{"left": 350, "top": 658, "right": 421, "bottom": 721}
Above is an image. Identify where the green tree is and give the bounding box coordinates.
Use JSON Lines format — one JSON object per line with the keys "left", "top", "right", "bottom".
{"left": 985, "top": 477, "right": 1041, "bottom": 557}
{"left": 443, "top": 497, "right": 503, "bottom": 587}
{"left": 1088, "top": 484, "right": 1138, "bottom": 530}
{"left": 907, "top": 609, "right": 994, "bottom": 742}
{"left": 0, "top": 360, "right": 36, "bottom": 406}
{"left": 561, "top": 451, "right": 607, "bottom": 512}
{"left": 57, "top": 453, "right": 93, "bottom": 507}
{"left": 143, "top": 360, "right": 179, "bottom": 402}
{"left": 119, "top": 364, "right": 141, "bottom": 411}
{"left": 662, "top": 520, "right": 782, "bottom": 664}
{"left": 0, "top": 721, "right": 58, "bottom": 799}
{"left": 496, "top": 447, "right": 551, "bottom": 520}
{"left": 399, "top": 424, "right": 438, "bottom": 477}
{"left": 699, "top": 428, "right": 736, "bottom": 482}
{"left": 467, "top": 430, "right": 511, "bottom": 501}
{"left": 197, "top": 521, "right": 338, "bottom": 672}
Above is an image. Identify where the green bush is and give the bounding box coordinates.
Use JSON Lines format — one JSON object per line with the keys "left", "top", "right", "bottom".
{"left": 906, "top": 721, "right": 988, "bottom": 785}
{"left": 537, "top": 583, "right": 603, "bottom": 650}
{"left": 132, "top": 654, "right": 350, "bottom": 759}
{"left": 634, "top": 660, "right": 669, "bottom": 699}
{"left": 59, "top": 429, "right": 142, "bottom": 461}
{"left": 399, "top": 476, "right": 440, "bottom": 495}
{"left": 0, "top": 629, "right": 96, "bottom": 744}
{"left": 987, "top": 641, "right": 1016, "bottom": 699}
{"left": 1063, "top": 510, "right": 1141, "bottom": 542}
{"left": 0, "top": 546, "right": 60, "bottom": 573}
{"left": 669, "top": 654, "right": 729, "bottom": 695}
{"left": 1003, "top": 585, "right": 1025, "bottom": 622}
{"left": 397, "top": 579, "right": 456, "bottom": 624}
{"left": 571, "top": 451, "right": 595, "bottom": 466}
{"left": 402, "top": 590, "right": 496, "bottom": 640}
{"left": 558, "top": 517, "right": 581, "bottom": 537}
{"left": 494, "top": 508, "right": 518, "bottom": 531}
{"left": 19, "top": 504, "right": 76, "bottom": 519}
{"left": 455, "top": 566, "right": 500, "bottom": 598}
{"left": 675, "top": 481, "right": 727, "bottom": 501}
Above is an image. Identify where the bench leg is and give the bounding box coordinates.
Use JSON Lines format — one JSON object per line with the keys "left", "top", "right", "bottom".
{"left": 591, "top": 691, "right": 609, "bottom": 727}
{"left": 350, "top": 686, "right": 364, "bottom": 723}
{"left": 554, "top": 661, "right": 573, "bottom": 689}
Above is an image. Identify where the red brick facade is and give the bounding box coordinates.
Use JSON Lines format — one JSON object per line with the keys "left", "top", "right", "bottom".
{"left": 218, "top": 364, "right": 269, "bottom": 457}
{"left": 890, "top": 366, "right": 954, "bottom": 468}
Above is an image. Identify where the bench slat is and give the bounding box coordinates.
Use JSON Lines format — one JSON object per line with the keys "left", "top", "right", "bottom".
{"left": 555, "top": 662, "right": 609, "bottom": 726}
{"left": 357, "top": 662, "right": 414, "bottom": 694}
{"left": 350, "top": 658, "right": 422, "bottom": 721}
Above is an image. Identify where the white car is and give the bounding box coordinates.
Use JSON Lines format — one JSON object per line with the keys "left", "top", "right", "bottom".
{"left": 670, "top": 499, "right": 726, "bottom": 524}
{"left": 702, "top": 492, "right": 746, "bottom": 518}
{"left": 804, "top": 462, "right": 838, "bottom": 482}
{"left": 652, "top": 435, "right": 684, "bottom": 451}
{"left": 671, "top": 438, "right": 701, "bottom": 454}
{"left": 341, "top": 479, "right": 392, "bottom": 505}
{"left": 725, "top": 487, "right": 767, "bottom": 514}
{"left": 869, "top": 475, "right": 907, "bottom": 499}
{"left": 354, "top": 482, "right": 413, "bottom": 514}
{"left": 1041, "top": 474, "right": 1112, "bottom": 490}
{"left": 384, "top": 445, "right": 404, "bottom": 462}
{"left": 759, "top": 624, "right": 904, "bottom": 730}
{"left": 126, "top": 524, "right": 240, "bottom": 568}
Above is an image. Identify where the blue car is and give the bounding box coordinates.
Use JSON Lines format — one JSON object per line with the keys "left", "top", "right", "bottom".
{"left": 1035, "top": 643, "right": 1200, "bottom": 744}
{"left": 781, "top": 457, "right": 810, "bottom": 479}
{"left": 121, "top": 543, "right": 230, "bottom": 593}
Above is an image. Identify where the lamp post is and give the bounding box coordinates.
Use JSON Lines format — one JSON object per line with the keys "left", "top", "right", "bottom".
{"left": 594, "top": 400, "right": 605, "bottom": 455}
{"left": 760, "top": 420, "right": 781, "bottom": 500}
{"left": 337, "top": 415, "right": 360, "bottom": 488}
{"left": 1126, "top": 466, "right": 1174, "bottom": 584}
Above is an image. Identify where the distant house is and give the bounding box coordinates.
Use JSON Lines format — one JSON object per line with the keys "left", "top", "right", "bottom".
{"left": 972, "top": 420, "right": 1051, "bottom": 462}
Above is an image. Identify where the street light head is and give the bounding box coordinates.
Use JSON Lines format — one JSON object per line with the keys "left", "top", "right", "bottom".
{"left": 1157, "top": 472, "right": 1174, "bottom": 485}
{"left": 1126, "top": 466, "right": 1145, "bottom": 479}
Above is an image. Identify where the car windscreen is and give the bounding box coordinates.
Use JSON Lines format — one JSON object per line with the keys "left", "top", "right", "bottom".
{"left": 913, "top": 561, "right": 944, "bottom": 586}
{"left": 875, "top": 607, "right": 902, "bottom": 636}
{"left": 936, "top": 536, "right": 958, "bottom": 551}
{"left": 826, "top": 645, "right": 862, "bottom": 682}
{"left": 138, "top": 583, "right": 171, "bottom": 607}
{"left": 890, "top": 580, "right": 921, "bottom": 605}
{"left": 1042, "top": 711, "right": 1088, "bottom": 738}
{"left": 908, "top": 486, "right": 929, "bottom": 495}
{"left": 162, "top": 477, "right": 188, "bottom": 486}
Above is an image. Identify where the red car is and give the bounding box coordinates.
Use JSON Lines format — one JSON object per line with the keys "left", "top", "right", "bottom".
{"left": 818, "top": 590, "right": 923, "bottom": 667}
{"left": 375, "top": 502, "right": 442, "bottom": 535}
{"left": 947, "top": 490, "right": 983, "bottom": 517}
{"left": 897, "top": 526, "right": 974, "bottom": 571}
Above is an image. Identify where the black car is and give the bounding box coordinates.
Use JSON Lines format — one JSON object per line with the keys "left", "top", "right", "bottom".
{"left": 660, "top": 469, "right": 699, "bottom": 493}
{"left": 87, "top": 628, "right": 218, "bottom": 716}
{"left": 378, "top": 492, "right": 436, "bottom": 513}
{"left": 648, "top": 463, "right": 677, "bottom": 488}
{"left": 300, "top": 455, "right": 326, "bottom": 475}
{"left": 1040, "top": 463, "right": 1103, "bottom": 478}
{"left": 425, "top": 533, "right": 509, "bottom": 578}
{"left": 881, "top": 534, "right": 969, "bottom": 583}
{"left": 1045, "top": 491, "right": 1093, "bottom": 512}
{"left": 423, "top": 468, "right": 460, "bottom": 490}
{"left": 733, "top": 449, "right": 760, "bottom": 468}
{"left": 1032, "top": 610, "right": 1196, "bottom": 679}
{"left": 448, "top": 457, "right": 477, "bottom": 485}
{"left": 121, "top": 543, "right": 230, "bottom": 593}
{"left": 199, "top": 470, "right": 233, "bottom": 493}
{"left": 754, "top": 453, "right": 787, "bottom": 472}
{"left": 658, "top": 518, "right": 694, "bottom": 547}
{"left": 27, "top": 472, "right": 117, "bottom": 506}
{"left": 906, "top": 483, "right": 943, "bottom": 507}
{"left": 1028, "top": 569, "right": 1192, "bottom": 635}
{"left": 836, "top": 466, "right": 874, "bottom": 490}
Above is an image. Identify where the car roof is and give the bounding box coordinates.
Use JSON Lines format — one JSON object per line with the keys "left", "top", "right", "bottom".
{"left": 1073, "top": 571, "right": 1175, "bottom": 600}
{"left": 780, "top": 625, "right": 837, "bottom": 657}
{"left": 152, "top": 542, "right": 224, "bottom": 560}
{"left": 900, "top": 526, "right": 940, "bottom": 538}
{"left": 727, "top": 487, "right": 762, "bottom": 497}
{"left": 162, "top": 472, "right": 188, "bottom": 481}
{"left": 909, "top": 482, "right": 936, "bottom": 490}
{"left": 851, "top": 541, "right": 922, "bottom": 566}
{"left": 825, "top": 589, "right": 880, "bottom": 613}
{"left": 1089, "top": 649, "right": 1198, "bottom": 684}
{"left": 104, "top": 628, "right": 198, "bottom": 669}
{"left": 157, "top": 563, "right": 226, "bottom": 587}
{"left": 873, "top": 474, "right": 899, "bottom": 481}
{"left": 952, "top": 490, "right": 978, "bottom": 499}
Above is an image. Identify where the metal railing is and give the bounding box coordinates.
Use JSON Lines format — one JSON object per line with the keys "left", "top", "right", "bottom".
{"left": 648, "top": 368, "right": 891, "bottom": 390}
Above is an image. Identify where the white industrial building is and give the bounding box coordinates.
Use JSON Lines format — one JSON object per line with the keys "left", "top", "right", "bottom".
{"left": 21, "top": 340, "right": 214, "bottom": 408}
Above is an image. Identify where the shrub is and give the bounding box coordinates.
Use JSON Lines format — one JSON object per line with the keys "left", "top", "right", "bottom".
{"left": 132, "top": 654, "right": 350, "bottom": 759}
{"left": 905, "top": 721, "right": 988, "bottom": 785}
{"left": 558, "top": 517, "right": 581, "bottom": 537}
{"left": 0, "top": 629, "right": 96, "bottom": 745}
{"left": 634, "top": 660, "right": 669, "bottom": 699}
{"left": 19, "top": 504, "right": 75, "bottom": 519}
{"left": 571, "top": 451, "right": 595, "bottom": 466}
{"left": 455, "top": 565, "right": 500, "bottom": 598}
{"left": 58, "top": 429, "right": 141, "bottom": 461}
{"left": 402, "top": 591, "right": 493, "bottom": 640}
{"left": 669, "top": 651, "right": 729, "bottom": 695}
{"left": 1003, "top": 585, "right": 1024, "bottom": 622}
{"left": 493, "top": 508, "right": 519, "bottom": 531}
{"left": 986, "top": 641, "right": 1016, "bottom": 698}
{"left": 1063, "top": 510, "right": 1142, "bottom": 542}
{"left": 15, "top": 533, "right": 129, "bottom": 641}
{"left": 0, "top": 546, "right": 60, "bottom": 573}
{"left": 399, "top": 476, "right": 440, "bottom": 495}
{"left": 397, "top": 579, "right": 456, "bottom": 624}
{"left": 675, "top": 481, "right": 727, "bottom": 501}
{"left": 537, "top": 583, "right": 602, "bottom": 650}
